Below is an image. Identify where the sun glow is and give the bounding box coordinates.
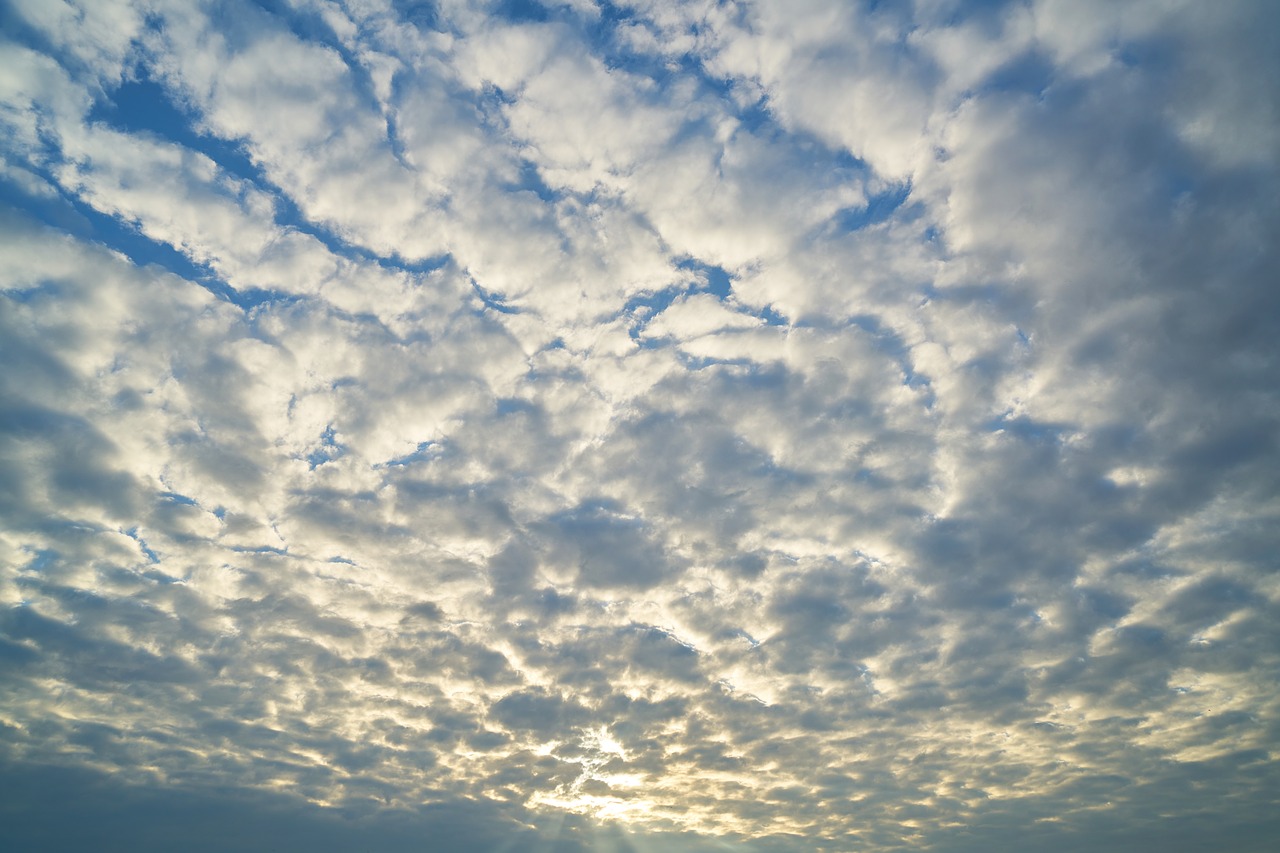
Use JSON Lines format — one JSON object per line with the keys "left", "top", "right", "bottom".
{"left": 525, "top": 726, "right": 658, "bottom": 824}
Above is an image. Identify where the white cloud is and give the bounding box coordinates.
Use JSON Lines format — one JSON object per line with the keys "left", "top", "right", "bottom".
{"left": 2, "top": 1, "right": 1278, "bottom": 851}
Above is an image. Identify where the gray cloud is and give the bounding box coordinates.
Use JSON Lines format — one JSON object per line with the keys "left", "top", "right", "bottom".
{"left": 2, "top": 0, "right": 1278, "bottom": 850}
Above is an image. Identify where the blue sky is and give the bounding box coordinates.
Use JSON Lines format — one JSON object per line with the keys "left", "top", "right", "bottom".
{"left": 2, "top": 0, "right": 1279, "bottom": 850}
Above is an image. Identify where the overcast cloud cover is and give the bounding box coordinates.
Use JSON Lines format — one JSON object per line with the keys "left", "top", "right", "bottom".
{"left": 2, "top": 0, "right": 1278, "bottom": 850}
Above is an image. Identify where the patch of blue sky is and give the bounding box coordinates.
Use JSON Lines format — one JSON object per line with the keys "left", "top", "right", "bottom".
{"left": 622, "top": 271, "right": 789, "bottom": 348}
{"left": 620, "top": 285, "right": 683, "bottom": 341}
{"left": 492, "top": 0, "right": 880, "bottom": 234}
{"left": 0, "top": 4, "right": 100, "bottom": 84}
{"left": 0, "top": 163, "right": 245, "bottom": 307}
{"left": 542, "top": 0, "right": 775, "bottom": 135}
{"left": 625, "top": 262, "right": 730, "bottom": 317}
{"left": 305, "top": 424, "right": 348, "bottom": 470}
{"left": 494, "top": 0, "right": 552, "bottom": 24}
{"left": 836, "top": 313, "right": 937, "bottom": 403}
{"left": 674, "top": 257, "right": 733, "bottom": 298}
{"left": 0, "top": 272, "right": 63, "bottom": 304}
{"left": 87, "top": 77, "right": 259, "bottom": 182}
{"left": 123, "top": 527, "right": 161, "bottom": 564}
{"left": 753, "top": 303, "right": 790, "bottom": 326}
{"left": 90, "top": 68, "right": 450, "bottom": 282}
{"left": 378, "top": 440, "right": 443, "bottom": 469}
{"left": 227, "top": 544, "right": 289, "bottom": 556}
{"left": 831, "top": 182, "right": 914, "bottom": 233}
{"left": 471, "top": 280, "right": 522, "bottom": 315}
{"left": 247, "top": 0, "right": 420, "bottom": 171}
{"left": 502, "top": 158, "right": 559, "bottom": 204}
{"left": 979, "top": 49, "right": 1058, "bottom": 101}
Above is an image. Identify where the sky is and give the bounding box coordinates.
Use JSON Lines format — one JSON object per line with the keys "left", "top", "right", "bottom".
{"left": 1, "top": 0, "right": 1278, "bottom": 850}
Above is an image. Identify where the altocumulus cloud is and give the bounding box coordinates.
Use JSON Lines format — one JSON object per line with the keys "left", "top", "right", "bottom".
{"left": 1, "top": 0, "right": 1278, "bottom": 851}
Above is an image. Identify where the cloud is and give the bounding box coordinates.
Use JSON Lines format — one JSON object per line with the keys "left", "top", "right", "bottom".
{"left": 2, "top": 0, "right": 1278, "bottom": 851}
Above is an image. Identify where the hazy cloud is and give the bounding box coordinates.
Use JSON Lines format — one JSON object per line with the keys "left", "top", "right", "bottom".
{"left": 2, "top": 0, "right": 1277, "bottom": 851}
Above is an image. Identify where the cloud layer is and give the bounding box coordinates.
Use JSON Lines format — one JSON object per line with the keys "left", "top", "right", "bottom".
{"left": 2, "top": 1, "right": 1278, "bottom": 850}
